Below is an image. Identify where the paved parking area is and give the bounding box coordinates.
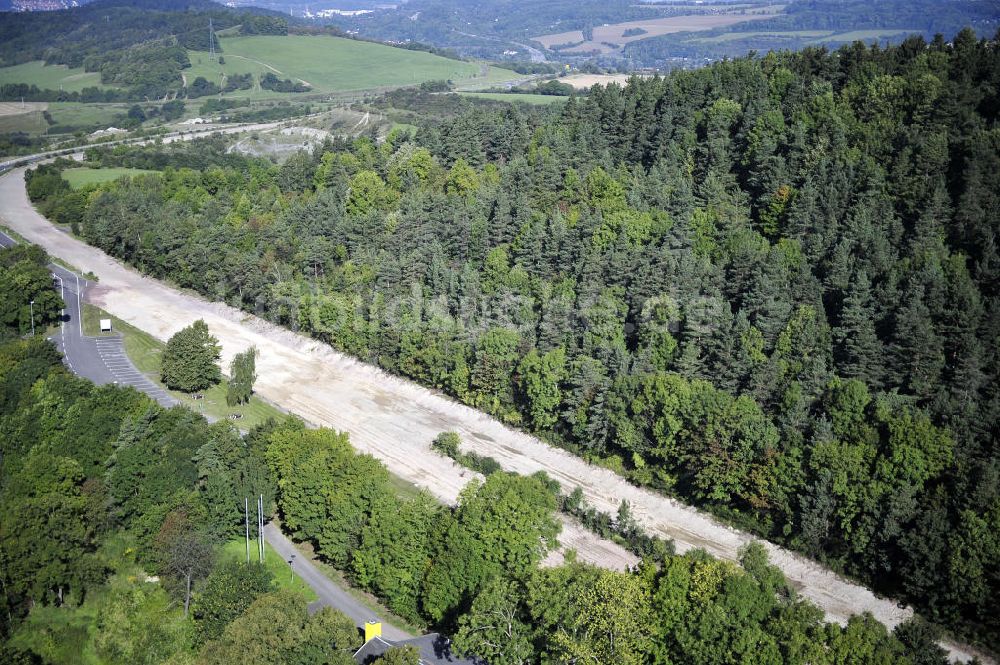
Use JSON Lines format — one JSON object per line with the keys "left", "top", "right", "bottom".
{"left": 94, "top": 336, "right": 176, "bottom": 407}
{"left": 1, "top": 229, "right": 176, "bottom": 408}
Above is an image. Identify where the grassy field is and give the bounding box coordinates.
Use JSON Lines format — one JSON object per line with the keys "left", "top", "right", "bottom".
{"left": 47, "top": 102, "right": 125, "bottom": 129}
{"left": 457, "top": 92, "right": 569, "bottom": 105}
{"left": 82, "top": 303, "right": 288, "bottom": 429}
{"left": 63, "top": 167, "right": 157, "bottom": 189}
{"left": 0, "top": 60, "right": 115, "bottom": 92}
{"left": 0, "top": 108, "right": 46, "bottom": 133}
{"left": 0, "top": 101, "right": 133, "bottom": 136}
{"left": 220, "top": 539, "right": 319, "bottom": 602}
{"left": 818, "top": 29, "right": 919, "bottom": 42}
{"left": 186, "top": 35, "right": 517, "bottom": 98}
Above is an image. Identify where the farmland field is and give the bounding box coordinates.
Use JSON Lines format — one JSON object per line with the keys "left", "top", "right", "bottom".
{"left": 0, "top": 102, "right": 46, "bottom": 133}
{"left": 187, "top": 35, "right": 518, "bottom": 98}
{"left": 0, "top": 102, "right": 135, "bottom": 136}
{"left": 0, "top": 61, "right": 114, "bottom": 92}
{"left": 533, "top": 6, "right": 784, "bottom": 54}
{"left": 560, "top": 73, "right": 653, "bottom": 89}
{"left": 46, "top": 102, "right": 126, "bottom": 131}
{"left": 818, "top": 29, "right": 919, "bottom": 42}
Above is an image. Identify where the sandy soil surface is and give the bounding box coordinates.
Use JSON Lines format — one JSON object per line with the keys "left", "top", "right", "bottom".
{"left": 561, "top": 73, "right": 652, "bottom": 89}
{"left": 0, "top": 165, "right": 986, "bottom": 663}
{"left": 0, "top": 101, "right": 48, "bottom": 116}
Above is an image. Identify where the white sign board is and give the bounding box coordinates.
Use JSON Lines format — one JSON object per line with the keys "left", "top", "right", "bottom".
{"left": 99, "top": 319, "right": 112, "bottom": 332}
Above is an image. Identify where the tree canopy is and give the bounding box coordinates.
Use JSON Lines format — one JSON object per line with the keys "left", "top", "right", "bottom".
{"left": 161, "top": 319, "right": 222, "bottom": 392}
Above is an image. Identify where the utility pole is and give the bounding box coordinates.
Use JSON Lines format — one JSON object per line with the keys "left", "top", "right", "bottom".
{"left": 257, "top": 494, "right": 264, "bottom": 563}
{"left": 29, "top": 300, "right": 34, "bottom": 336}
{"left": 244, "top": 497, "right": 250, "bottom": 564}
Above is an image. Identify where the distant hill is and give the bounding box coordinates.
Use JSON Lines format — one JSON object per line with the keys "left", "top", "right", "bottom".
{"left": 625, "top": 0, "right": 1000, "bottom": 67}
{"left": 0, "top": 0, "right": 292, "bottom": 98}
{"left": 0, "top": 0, "right": 287, "bottom": 68}
{"left": 0, "top": 0, "right": 520, "bottom": 106}
{"left": 314, "top": 0, "right": 1000, "bottom": 67}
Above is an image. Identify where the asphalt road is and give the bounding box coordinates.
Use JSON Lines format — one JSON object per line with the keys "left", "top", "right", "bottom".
{"left": 0, "top": 230, "right": 176, "bottom": 407}
{"left": 3, "top": 229, "right": 390, "bottom": 630}
{"left": 263, "top": 523, "right": 412, "bottom": 642}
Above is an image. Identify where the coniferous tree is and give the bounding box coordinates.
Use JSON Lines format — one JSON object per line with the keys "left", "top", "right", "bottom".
{"left": 890, "top": 281, "right": 943, "bottom": 401}
{"left": 833, "top": 272, "right": 883, "bottom": 388}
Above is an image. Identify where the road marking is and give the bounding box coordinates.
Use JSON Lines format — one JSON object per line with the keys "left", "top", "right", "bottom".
{"left": 76, "top": 274, "right": 82, "bottom": 336}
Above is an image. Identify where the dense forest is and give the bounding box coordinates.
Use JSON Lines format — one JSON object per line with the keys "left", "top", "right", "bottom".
{"left": 0, "top": 328, "right": 372, "bottom": 663}
{"left": 26, "top": 30, "right": 1000, "bottom": 653}
{"left": 0, "top": 330, "right": 952, "bottom": 664}
{"left": 0, "top": 0, "right": 287, "bottom": 67}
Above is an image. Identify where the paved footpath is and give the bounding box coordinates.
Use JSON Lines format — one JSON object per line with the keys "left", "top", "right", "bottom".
{"left": 263, "top": 523, "right": 412, "bottom": 641}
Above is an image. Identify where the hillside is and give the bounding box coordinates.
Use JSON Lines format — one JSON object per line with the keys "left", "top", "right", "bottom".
{"left": 185, "top": 35, "right": 515, "bottom": 98}
{"left": 0, "top": 0, "right": 516, "bottom": 100}
{"left": 320, "top": 0, "right": 1000, "bottom": 67}
{"left": 19, "top": 30, "right": 1000, "bottom": 658}
{"left": 625, "top": 0, "right": 1000, "bottom": 66}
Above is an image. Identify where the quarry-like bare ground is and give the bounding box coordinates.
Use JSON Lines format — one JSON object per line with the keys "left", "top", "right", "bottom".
{"left": 0, "top": 164, "right": 987, "bottom": 663}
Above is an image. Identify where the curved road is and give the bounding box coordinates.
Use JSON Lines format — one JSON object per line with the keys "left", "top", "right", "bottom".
{"left": 264, "top": 524, "right": 411, "bottom": 641}
{"left": 1, "top": 232, "right": 402, "bottom": 637}
{"left": 0, "top": 145, "right": 988, "bottom": 663}
{"left": 0, "top": 230, "right": 176, "bottom": 405}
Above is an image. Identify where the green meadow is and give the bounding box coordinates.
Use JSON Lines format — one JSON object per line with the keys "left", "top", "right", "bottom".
{"left": 187, "top": 35, "right": 517, "bottom": 98}
{"left": 63, "top": 167, "right": 157, "bottom": 189}
{"left": 0, "top": 60, "right": 115, "bottom": 92}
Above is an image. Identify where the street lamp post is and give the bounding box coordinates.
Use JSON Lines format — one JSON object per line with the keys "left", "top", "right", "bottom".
{"left": 29, "top": 300, "right": 34, "bottom": 336}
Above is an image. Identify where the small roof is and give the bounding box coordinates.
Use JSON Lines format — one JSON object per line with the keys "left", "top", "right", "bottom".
{"left": 353, "top": 633, "right": 477, "bottom": 665}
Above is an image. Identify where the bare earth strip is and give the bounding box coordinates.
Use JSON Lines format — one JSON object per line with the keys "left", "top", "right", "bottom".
{"left": 0, "top": 166, "right": 985, "bottom": 663}
{"left": 561, "top": 73, "right": 651, "bottom": 89}
{"left": 0, "top": 101, "right": 48, "bottom": 116}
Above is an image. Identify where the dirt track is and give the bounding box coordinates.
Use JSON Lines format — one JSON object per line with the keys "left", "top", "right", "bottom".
{"left": 0, "top": 166, "right": 986, "bottom": 663}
